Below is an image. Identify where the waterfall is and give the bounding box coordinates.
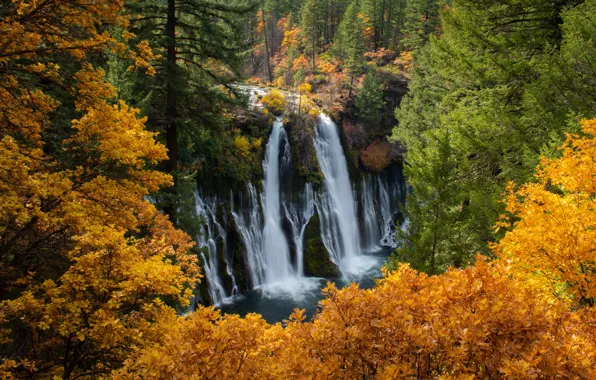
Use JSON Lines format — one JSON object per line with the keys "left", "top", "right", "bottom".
{"left": 261, "top": 119, "right": 294, "bottom": 283}
{"left": 283, "top": 183, "right": 315, "bottom": 275}
{"left": 314, "top": 114, "right": 362, "bottom": 271}
{"left": 194, "top": 192, "right": 236, "bottom": 305}
{"left": 231, "top": 183, "right": 266, "bottom": 287}
{"left": 361, "top": 175, "right": 382, "bottom": 251}
{"left": 359, "top": 173, "right": 404, "bottom": 250}
{"left": 378, "top": 176, "right": 398, "bottom": 248}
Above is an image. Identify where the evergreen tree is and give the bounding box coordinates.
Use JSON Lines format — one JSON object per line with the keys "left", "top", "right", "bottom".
{"left": 392, "top": 0, "right": 594, "bottom": 273}
{"left": 392, "top": 129, "right": 464, "bottom": 274}
{"left": 300, "top": 0, "right": 324, "bottom": 70}
{"left": 356, "top": 69, "right": 386, "bottom": 126}
{"left": 335, "top": 0, "right": 367, "bottom": 95}
{"left": 125, "top": 0, "right": 254, "bottom": 221}
{"left": 402, "top": 0, "right": 441, "bottom": 50}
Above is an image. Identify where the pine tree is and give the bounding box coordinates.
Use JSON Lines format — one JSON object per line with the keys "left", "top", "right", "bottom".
{"left": 356, "top": 69, "right": 386, "bottom": 126}
{"left": 335, "top": 0, "right": 367, "bottom": 96}
{"left": 392, "top": 0, "right": 593, "bottom": 274}
{"left": 402, "top": 0, "right": 441, "bottom": 50}
{"left": 391, "top": 129, "right": 466, "bottom": 274}
{"left": 126, "top": 0, "right": 253, "bottom": 221}
{"left": 300, "top": 0, "right": 324, "bottom": 71}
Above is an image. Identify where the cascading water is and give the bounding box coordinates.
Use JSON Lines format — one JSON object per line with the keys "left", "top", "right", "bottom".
{"left": 232, "top": 183, "right": 266, "bottom": 287}
{"left": 261, "top": 119, "right": 294, "bottom": 283}
{"left": 194, "top": 192, "right": 237, "bottom": 305}
{"left": 194, "top": 86, "right": 408, "bottom": 310}
{"left": 378, "top": 176, "right": 399, "bottom": 248}
{"left": 314, "top": 114, "right": 366, "bottom": 274}
{"left": 361, "top": 175, "right": 382, "bottom": 251}
{"left": 282, "top": 183, "right": 315, "bottom": 275}
{"left": 359, "top": 173, "right": 403, "bottom": 250}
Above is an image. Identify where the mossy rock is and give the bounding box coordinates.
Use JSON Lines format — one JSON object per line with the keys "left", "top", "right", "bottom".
{"left": 303, "top": 213, "right": 339, "bottom": 277}
{"left": 284, "top": 114, "right": 324, "bottom": 188}
{"left": 226, "top": 211, "right": 250, "bottom": 292}
{"left": 195, "top": 248, "right": 212, "bottom": 306}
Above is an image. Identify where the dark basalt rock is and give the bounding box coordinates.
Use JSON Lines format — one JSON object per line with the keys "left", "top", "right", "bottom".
{"left": 302, "top": 213, "right": 339, "bottom": 278}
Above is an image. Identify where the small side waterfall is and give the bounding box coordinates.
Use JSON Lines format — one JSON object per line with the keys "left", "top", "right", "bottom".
{"left": 378, "top": 176, "right": 398, "bottom": 248}
{"left": 360, "top": 174, "right": 403, "bottom": 250}
{"left": 232, "top": 183, "right": 265, "bottom": 287}
{"left": 361, "top": 175, "right": 382, "bottom": 251}
{"left": 283, "top": 184, "right": 315, "bottom": 275}
{"left": 261, "top": 119, "right": 294, "bottom": 283}
{"left": 194, "top": 192, "right": 237, "bottom": 305}
{"left": 314, "top": 114, "right": 362, "bottom": 271}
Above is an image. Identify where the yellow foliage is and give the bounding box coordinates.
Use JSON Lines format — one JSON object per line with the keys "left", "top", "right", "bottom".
{"left": 119, "top": 257, "right": 596, "bottom": 379}
{"left": 252, "top": 137, "right": 263, "bottom": 150}
{"left": 298, "top": 82, "right": 312, "bottom": 94}
{"left": 261, "top": 89, "right": 286, "bottom": 114}
{"left": 274, "top": 76, "right": 286, "bottom": 88}
{"left": 0, "top": 1, "right": 198, "bottom": 378}
{"left": 496, "top": 118, "right": 596, "bottom": 305}
{"left": 234, "top": 135, "right": 251, "bottom": 157}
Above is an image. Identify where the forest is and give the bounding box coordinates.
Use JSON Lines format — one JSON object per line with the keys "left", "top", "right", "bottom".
{"left": 1, "top": 0, "right": 595, "bottom": 378}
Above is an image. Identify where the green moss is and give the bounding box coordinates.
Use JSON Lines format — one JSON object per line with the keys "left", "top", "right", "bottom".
{"left": 285, "top": 114, "right": 324, "bottom": 187}
{"left": 302, "top": 213, "right": 339, "bottom": 277}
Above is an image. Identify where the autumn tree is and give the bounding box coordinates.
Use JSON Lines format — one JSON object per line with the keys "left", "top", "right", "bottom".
{"left": 496, "top": 118, "right": 596, "bottom": 307}
{"left": 0, "top": 1, "right": 199, "bottom": 377}
{"left": 118, "top": 262, "right": 596, "bottom": 378}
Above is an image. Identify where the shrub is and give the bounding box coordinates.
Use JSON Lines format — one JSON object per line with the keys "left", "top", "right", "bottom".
{"left": 261, "top": 89, "right": 286, "bottom": 115}
{"left": 360, "top": 140, "right": 392, "bottom": 172}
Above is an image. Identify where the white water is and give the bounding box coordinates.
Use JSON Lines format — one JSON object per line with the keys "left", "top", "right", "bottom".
{"left": 283, "top": 183, "right": 315, "bottom": 275}
{"left": 361, "top": 175, "right": 382, "bottom": 251}
{"left": 261, "top": 119, "right": 294, "bottom": 283}
{"left": 360, "top": 174, "right": 401, "bottom": 249}
{"left": 194, "top": 192, "right": 237, "bottom": 305}
{"left": 378, "top": 176, "right": 399, "bottom": 247}
{"left": 314, "top": 114, "right": 376, "bottom": 276}
{"left": 232, "top": 183, "right": 266, "bottom": 287}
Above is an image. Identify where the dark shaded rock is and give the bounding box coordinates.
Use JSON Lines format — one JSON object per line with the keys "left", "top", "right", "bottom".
{"left": 281, "top": 214, "right": 297, "bottom": 268}
{"left": 284, "top": 114, "right": 324, "bottom": 189}
{"left": 303, "top": 213, "right": 339, "bottom": 277}
{"left": 226, "top": 211, "right": 251, "bottom": 292}
{"left": 194, "top": 248, "right": 212, "bottom": 306}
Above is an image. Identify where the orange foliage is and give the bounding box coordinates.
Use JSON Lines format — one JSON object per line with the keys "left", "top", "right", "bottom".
{"left": 292, "top": 55, "right": 310, "bottom": 71}
{"left": 360, "top": 140, "right": 393, "bottom": 172}
{"left": 119, "top": 258, "right": 596, "bottom": 379}
{"left": 394, "top": 50, "right": 414, "bottom": 75}
{"left": 496, "top": 118, "right": 596, "bottom": 305}
{"left": 317, "top": 59, "right": 338, "bottom": 74}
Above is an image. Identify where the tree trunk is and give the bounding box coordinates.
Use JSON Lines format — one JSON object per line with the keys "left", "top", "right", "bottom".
{"left": 260, "top": 1, "right": 273, "bottom": 83}
{"left": 165, "top": 0, "right": 178, "bottom": 222}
